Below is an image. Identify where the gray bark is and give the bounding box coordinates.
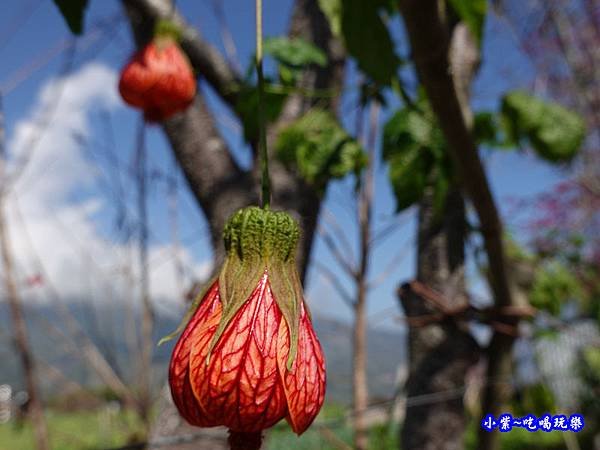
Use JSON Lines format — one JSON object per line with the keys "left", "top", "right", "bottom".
{"left": 398, "top": 16, "right": 484, "bottom": 450}
{"left": 399, "top": 187, "right": 480, "bottom": 450}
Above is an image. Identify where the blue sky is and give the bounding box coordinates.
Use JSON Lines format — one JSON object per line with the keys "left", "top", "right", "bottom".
{"left": 0, "top": 1, "right": 568, "bottom": 331}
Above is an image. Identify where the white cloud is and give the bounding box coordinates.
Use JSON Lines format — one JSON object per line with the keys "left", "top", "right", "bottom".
{"left": 10, "top": 63, "right": 119, "bottom": 205}
{"left": 2, "top": 63, "right": 211, "bottom": 310}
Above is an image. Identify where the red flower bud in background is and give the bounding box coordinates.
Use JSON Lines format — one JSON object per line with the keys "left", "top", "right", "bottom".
{"left": 167, "top": 207, "right": 326, "bottom": 435}
{"left": 118, "top": 23, "right": 196, "bottom": 122}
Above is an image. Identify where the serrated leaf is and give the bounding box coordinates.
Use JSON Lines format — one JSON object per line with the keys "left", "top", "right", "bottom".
{"left": 264, "top": 37, "right": 327, "bottom": 68}
{"left": 275, "top": 110, "right": 367, "bottom": 191}
{"left": 53, "top": 0, "right": 89, "bottom": 35}
{"left": 387, "top": 150, "right": 432, "bottom": 212}
{"left": 448, "top": 0, "right": 487, "bottom": 45}
{"left": 319, "top": 0, "right": 400, "bottom": 85}
{"left": 382, "top": 109, "right": 432, "bottom": 159}
{"left": 501, "top": 91, "right": 586, "bottom": 162}
{"left": 383, "top": 101, "right": 452, "bottom": 212}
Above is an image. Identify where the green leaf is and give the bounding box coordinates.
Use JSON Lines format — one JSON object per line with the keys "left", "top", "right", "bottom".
{"left": 448, "top": 0, "right": 487, "bottom": 45}
{"left": 319, "top": 0, "right": 400, "bottom": 85}
{"left": 530, "top": 262, "right": 583, "bottom": 316}
{"left": 264, "top": 37, "right": 327, "bottom": 68}
{"left": 386, "top": 149, "right": 432, "bottom": 212}
{"left": 264, "top": 37, "right": 328, "bottom": 86}
{"left": 383, "top": 108, "right": 433, "bottom": 160}
{"left": 318, "top": 0, "right": 342, "bottom": 36}
{"left": 474, "top": 112, "right": 498, "bottom": 146}
{"left": 501, "top": 91, "right": 586, "bottom": 162}
{"left": 473, "top": 111, "right": 517, "bottom": 148}
{"left": 53, "top": 0, "right": 89, "bottom": 35}
{"left": 275, "top": 110, "right": 367, "bottom": 191}
{"left": 235, "top": 84, "right": 287, "bottom": 143}
{"left": 431, "top": 163, "right": 451, "bottom": 214}
{"left": 382, "top": 104, "right": 449, "bottom": 212}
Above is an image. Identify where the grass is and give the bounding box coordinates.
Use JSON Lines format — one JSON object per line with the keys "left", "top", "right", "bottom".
{"left": 0, "top": 408, "right": 145, "bottom": 450}
{"left": 265, "top": 403, "right": 398, "bottom": 450}
{"left": 1, "top": 403, "right": 592, "bottom": 450}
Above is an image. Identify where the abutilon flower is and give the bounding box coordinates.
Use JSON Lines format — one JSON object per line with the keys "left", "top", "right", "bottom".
{"left": 168, "top": 207, "right": 326, "bottom": 435}
{"left": 118, "top": 26, "right": 196, "bottom": 122}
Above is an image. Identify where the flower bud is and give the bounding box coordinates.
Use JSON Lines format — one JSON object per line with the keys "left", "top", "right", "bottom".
{"left": 168, "top": 207, "right": 326, "bottom": 434}
{"left": 118, "top": 28, "right": 196, "bottom": 122}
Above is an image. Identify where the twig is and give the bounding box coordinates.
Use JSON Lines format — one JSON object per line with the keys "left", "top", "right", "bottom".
{"left": 313, "top": 261, "right": 355, "bottom": 308}
{"left": 318, "top": 226, "right": 357, "bottom": 278}
{"left": 134, "top": 118, "right": 153, "bottom": 426}
{"left": 369, "top": 212, "right": 412, "bottom": 248}
{"left": 320, "top": 208, "right": 356, "bottom": 267}
{"left": 210, "top": 0, "right": 242, "bottom": 73}
{"left": 366, "top": 237, "right": 413, "bottom": 289}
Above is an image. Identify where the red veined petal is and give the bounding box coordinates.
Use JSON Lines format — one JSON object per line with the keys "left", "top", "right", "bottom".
{"left": 188, "top": 272, "right": 288, "bottom": 432}
{"left": 169, "top": 281, "right": 221, "bottom": 427}
{"left": 277, "top": 301, "right": 326, "bottom": 435}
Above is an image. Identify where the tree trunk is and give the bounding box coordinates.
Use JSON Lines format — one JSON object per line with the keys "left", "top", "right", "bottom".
{"left": 399, "top": 17, "right": 483, "bottom": 450}
{"left": 399, "top": 187, "right": 480, "bottom": 450}
{"left": 397, "top": 3, "right": 521, "bottom": 448}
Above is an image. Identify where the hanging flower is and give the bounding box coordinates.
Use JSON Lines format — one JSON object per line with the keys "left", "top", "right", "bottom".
{"left": 168, "top": 207, "right": 326, "bottom": 434}
{"left": 118, "top": 22, "right": 196, "bottom": 122}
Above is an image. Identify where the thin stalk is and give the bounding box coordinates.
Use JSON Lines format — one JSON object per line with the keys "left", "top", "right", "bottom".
{"left": 228, "top": 431, "right": 263, "bottom": 450}
{"left": 353, "top": 101, "right": 380, "bottom": 450}
{"left": 225, "top": 4, "right": 270, "bottom": 448}
{"left": 135, "top": 118, "right": 153, "bottom": 427}
{"left": 255, "top": 0, "right": 270, "bottom": 209}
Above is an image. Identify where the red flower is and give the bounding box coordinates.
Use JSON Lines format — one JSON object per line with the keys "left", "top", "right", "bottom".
{"left": 118, "top": 35, "right": 196, "bottom": 122}
{"left": 167, "top": 207, "right": 326, "bottom": 434}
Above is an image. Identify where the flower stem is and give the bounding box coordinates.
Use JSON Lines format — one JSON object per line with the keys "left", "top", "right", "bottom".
{"left": 256, "top": 0, "right": 271, "bottom": 209}
{"left": 228, "top": 430, "right": 263, "bottom": 450}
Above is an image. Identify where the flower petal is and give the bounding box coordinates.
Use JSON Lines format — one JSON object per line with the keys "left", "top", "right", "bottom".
{"left": 169, "top": 281, "right": 221, "bottom": 427}
{"left": 189, "top": 272, "right": 287, "bottom": 432}
{"left": 277, "top": 302, "right": 326, "bottom": 435}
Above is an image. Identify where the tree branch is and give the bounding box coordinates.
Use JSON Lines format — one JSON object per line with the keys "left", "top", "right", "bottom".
{"left": 399, "top": 0, "right": 515, "bottom": 311}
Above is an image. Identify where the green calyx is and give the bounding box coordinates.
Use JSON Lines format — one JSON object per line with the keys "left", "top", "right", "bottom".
{"left": 223, "top": 206, "right": 299, "bottom": 263}
{"left": 153, "top": 19, "right": 183, "bottom": 42}
{"left": 209, "top": 207, "right": 304, "bottom": 370}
